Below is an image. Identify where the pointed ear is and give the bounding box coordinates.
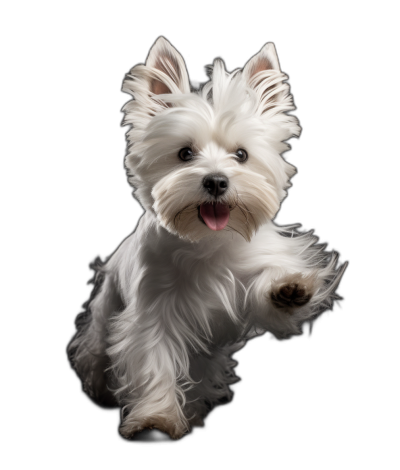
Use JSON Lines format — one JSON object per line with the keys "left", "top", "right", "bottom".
{"left": 145, "top": 36, "right": 190, "bottom": 95}
{"left": 243, "top": 42, "right": 281, "bottom": 80}
{"left": 242, "top": 43, "right": 289, "bottom": 113}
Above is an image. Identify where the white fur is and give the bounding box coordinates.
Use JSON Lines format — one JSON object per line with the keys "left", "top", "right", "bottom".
{"left": 68, "top": 37, "right": 347, "bottom": 439}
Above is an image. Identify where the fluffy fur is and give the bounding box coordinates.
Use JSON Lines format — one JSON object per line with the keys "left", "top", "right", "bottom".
{"left": 68, "top": 37, "right": 347, "bottom": 439}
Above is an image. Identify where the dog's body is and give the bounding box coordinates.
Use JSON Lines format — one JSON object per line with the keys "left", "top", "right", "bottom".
{"left": 68, "top": 37, "right": 347, "bottom": 439}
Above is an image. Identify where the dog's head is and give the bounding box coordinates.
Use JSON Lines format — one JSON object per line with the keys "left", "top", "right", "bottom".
{"left": 122, "top": 37, "right": 300, "bottom": 242}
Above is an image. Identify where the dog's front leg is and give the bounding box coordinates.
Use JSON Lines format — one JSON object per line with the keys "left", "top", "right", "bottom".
{"left": 248, "top": 264, "right": 346, "bottom": 339}
{"left": 108, "top": 302, "right": 190, "bottom": 439}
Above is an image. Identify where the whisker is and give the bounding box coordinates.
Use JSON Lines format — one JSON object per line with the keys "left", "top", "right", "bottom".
{"left": 237, "top": 204, "right": 249, "bottom": 225}
{"left": 223, "top": 226, "right": 235, "bottom": 241}
{"left": 226, "top": 224, "right": 246, "bottom": 240}
{"left": 237, "top": 195, "right": 256, "bottom": 226}
{"left": 174, "top": 203, "right": 198, "bottom": 228}
{"left": 231, "top": 187, "right": 250, "bottom": 225}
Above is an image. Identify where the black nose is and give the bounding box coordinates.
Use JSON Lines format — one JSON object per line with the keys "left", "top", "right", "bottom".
{"left": 203, "top": 175, "right": 229, "bottom": 197}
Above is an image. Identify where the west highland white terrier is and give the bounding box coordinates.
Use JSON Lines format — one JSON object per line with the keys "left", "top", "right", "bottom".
{"left": 68, "top": 37, "right": 347, "bottom": 439}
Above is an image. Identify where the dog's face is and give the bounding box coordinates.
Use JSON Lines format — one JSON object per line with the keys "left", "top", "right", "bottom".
{"left": 123, "top": 37, "right": 300, "bottom": 242}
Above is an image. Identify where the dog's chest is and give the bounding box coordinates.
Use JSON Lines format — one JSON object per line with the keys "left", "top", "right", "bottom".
{"left": 137, "top": 236, "right": 238, "bottom": 315}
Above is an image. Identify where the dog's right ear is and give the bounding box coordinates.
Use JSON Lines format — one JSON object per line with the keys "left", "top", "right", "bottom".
{"left": 145, "top": 36, "right": 190, "bottom": 95}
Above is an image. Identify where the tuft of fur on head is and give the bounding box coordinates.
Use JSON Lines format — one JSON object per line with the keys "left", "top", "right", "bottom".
{"left": 122, "top": 37, "right": 301, "bottom": 242}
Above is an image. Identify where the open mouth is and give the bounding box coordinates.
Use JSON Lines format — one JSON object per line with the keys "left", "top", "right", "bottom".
{"left": 198, "top": 202, "right": 230, "bottom": 231}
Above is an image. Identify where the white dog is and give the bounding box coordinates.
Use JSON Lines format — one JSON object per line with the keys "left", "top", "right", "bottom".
{"left": 68, "top": 37, "right": 347, "bottom": 439}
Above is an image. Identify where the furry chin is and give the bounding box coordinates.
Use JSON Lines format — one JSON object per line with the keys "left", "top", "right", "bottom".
{"left": 199, "top": 202, "right": 230, "bottom": 231}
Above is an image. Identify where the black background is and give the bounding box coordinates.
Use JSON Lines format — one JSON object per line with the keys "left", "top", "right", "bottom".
{"left": 27, "top": 5, "right": 383, "bottom": 465}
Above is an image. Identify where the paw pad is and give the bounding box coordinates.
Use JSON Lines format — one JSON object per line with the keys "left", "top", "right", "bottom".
{"left": 271, "top": 282, "right": 311, "bottom": 310}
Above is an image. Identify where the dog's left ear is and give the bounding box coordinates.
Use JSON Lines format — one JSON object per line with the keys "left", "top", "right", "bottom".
{"left": 242, "top": 43, "right": 288, "bottom": 113}
{"left": 243, "top": 42, "right": 281, "bottom": 77}
{"left": 145, "top": 36, "right": 191, "bottom": 95}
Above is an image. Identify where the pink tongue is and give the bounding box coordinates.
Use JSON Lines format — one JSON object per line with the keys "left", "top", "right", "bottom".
{"left": 200, "top": 203, "right": 230, "bottom": 231}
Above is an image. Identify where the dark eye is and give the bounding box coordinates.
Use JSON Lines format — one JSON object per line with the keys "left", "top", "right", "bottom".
{"left": 178, "top": 147, "right": 194, "bottom": 162}
{"left": 234, "top": 148, "right": 248, "bottom": 163}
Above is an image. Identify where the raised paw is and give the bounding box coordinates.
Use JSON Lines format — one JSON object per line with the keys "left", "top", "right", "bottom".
{"left": 270, "top": 273, "right": 315, "bottom": 312}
